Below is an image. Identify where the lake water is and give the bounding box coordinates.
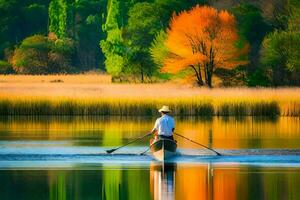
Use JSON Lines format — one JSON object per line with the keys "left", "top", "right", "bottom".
{"left": 0, "top": 116, "right": 300, "bottom": 200}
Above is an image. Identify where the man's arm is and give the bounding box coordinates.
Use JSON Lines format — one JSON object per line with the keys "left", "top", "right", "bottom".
{"left": 151, "top": 119, "right": 158, "bottom": 134}
{"left": 172, "top": 117, "right": 175, "bottom": 133}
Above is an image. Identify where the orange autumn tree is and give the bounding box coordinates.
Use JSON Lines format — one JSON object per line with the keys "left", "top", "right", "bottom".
{"left": 163, "top": 6, "right": 249, "bottom": 87}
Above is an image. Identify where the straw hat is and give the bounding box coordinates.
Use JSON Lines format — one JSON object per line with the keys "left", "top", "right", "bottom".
{"left": 158, "top": 105, "right": 171, "bottom": 113}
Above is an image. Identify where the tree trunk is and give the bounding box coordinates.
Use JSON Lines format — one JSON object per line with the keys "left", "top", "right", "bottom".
{"left": 141, "top": 67, "right": 144, "bottom": 83}
{"left": 207, "top": 62, "right": 214, "bottom": 88}
{"left": 207, "top": 72, "right": 212, "bottom": 88}
{"left": 205, "top": 46, "right": 214, "bottom": 88}
{"left": 204, "top": 63, "right": 209, "bottom": 86}
{"left": 191, "top": 65, "right": 203, "bottom": 86}
{"left": 197, "top": 78, "right": 204, "bottom": 86}
{"left": 197, "top": 64, "right": 204, "bottom": 86}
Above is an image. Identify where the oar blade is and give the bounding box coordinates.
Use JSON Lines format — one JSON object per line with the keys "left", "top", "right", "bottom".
{"left": 106, "top": 133, "right": 151, "bottom": 154}
{"left": 106, "top": 149, "right": 116, "bottom": 154}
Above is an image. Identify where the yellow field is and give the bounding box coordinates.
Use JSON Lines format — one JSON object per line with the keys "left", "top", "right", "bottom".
{"left": 0, "top": 74, "right": 112, "bottom": 84}
{"left": 0, "top": 75, "right": 299, "bottom": 116}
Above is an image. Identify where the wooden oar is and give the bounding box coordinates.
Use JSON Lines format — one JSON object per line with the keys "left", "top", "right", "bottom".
{"left": 106, "top": 133, "right": 151, "bottom": 154}
{"left": 174, "top": 133, "right": 222, "bottom": 156}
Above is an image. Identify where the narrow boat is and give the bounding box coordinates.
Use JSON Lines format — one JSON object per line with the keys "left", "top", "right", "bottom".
{"left": 150, "top": 138, "right": 177, "bottom": 161}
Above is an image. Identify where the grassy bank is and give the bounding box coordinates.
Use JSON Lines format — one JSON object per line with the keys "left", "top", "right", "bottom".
{"left": 0, "top": 95, "right": 299, "bottom": 116}
{"left": 0, "top": 79, "right": 299, "bottom": 116}
{"left": 0, "top": 74, "right": 112, "bottom": 84}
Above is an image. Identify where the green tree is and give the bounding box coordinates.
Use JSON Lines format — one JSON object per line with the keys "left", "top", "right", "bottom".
{"left": 0, "top": 60, "right": 14, "bottom": 74}
{"left": 49, "top": 0, "right": 68, "bottom": 38}
{"left": 74, "top": 0, "right": 106, "bottom": 70}
{"left": 12, "top": 34, "right": 75, "bottom": 74}
{"left": 100, "top": 0, "right": 127, "bottom": 76}
{"left": 231, "top": 4, "right": 269, "bottom": 47}
{"left": 154, "top": 0, "right": 207, "bottom": 27}
{"left": 231, "top": 3, "right": 271, "bottom": 86}
{"left": 287, "top": 0, "right": 300, "bottom": 31}
{"left": 261, "top": 31, "right": 300, "bottom": 86}
{"left": 124, "top": 2, "right": 162, "bottom": 82}
{"left": 257, "top": 0, "right": 300, "bottom": 86}
{"left": 150, "top": 30, "right": 168, "bottom": 69}
{"left": 12, "top": 35, "right": 50, "bottom": 74}
{"left": 99, "top": 0, "right": 208, "bottom": 80}
{"left": 24, "top": 3, "right": 49, "bottom": 35}
{"left": 0, "top": 0, "right": 49, "bottom": 59}
{"left": 48, "top": 36, "right": 75, "bottom": 73}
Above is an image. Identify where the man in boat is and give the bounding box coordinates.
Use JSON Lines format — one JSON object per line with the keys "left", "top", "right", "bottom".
{"left": 151, "top": 105, "right": 175, "bottom": 140}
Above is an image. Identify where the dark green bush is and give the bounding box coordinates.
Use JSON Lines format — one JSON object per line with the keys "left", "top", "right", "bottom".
{"left": 11, "top": 34, "right": 75, "bottom": 74}
{"left": 0, "top": 60, "right": 14, "bottom": 74}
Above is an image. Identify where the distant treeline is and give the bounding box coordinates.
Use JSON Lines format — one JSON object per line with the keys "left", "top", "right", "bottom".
{"left": 0, "top": 0, "right": 299, "bottom": 86}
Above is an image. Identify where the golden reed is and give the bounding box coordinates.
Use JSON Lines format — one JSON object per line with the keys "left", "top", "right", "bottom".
{"left": 0, "top": 96, "right": 298, "bottom": 116}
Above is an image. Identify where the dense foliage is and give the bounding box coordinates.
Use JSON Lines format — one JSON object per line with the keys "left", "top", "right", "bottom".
{"left": 11, "top": 34, "right": 75, "bottom": 74}
{"left": 0, "top": 0, "right": 49, "bottom": 59}
{"left": 261, "top": 31, "right": 300, "bottom": 86}
{"left": 0, "top": 60, "right": 14, "bottom": 74}
{"left": 0, "top": 0, "right": 299, "bottom": 86}
{"left": 0, "top": 0, "right": 105, "bottom": 73}
{"left": 162, "top": 6, "right": 248, "bottom": 87}
{"left": 49, "top": 0, "right": 68, "bottom": 38}
{"left": 258, "top": 0, "right": 300, "bottom": 86}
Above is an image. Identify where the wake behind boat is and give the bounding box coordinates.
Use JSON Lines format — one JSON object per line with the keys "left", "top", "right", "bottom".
{"left": 150, "top": 138, "right": 177, "bottom": 161}
{"left": 1, "top": 147, "right": 300, "bottom": 169}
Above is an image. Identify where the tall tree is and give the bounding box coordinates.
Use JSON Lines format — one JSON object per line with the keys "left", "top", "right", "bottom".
{"left": 231, "top": 4, "right": 270, "bottom": 66}
{"left": 287, "top": 0, "right": 300, "bottom": 31}
{"left": 49, "top": 0, "right": 68, "bottom": 38}
{"left": 100, "top": 0, "right": 127, "bottom": 76}
{"left": 124, "top": 2, "right": 162, "bottom": 82}
{"left": 0, "top": 0, "right": 49, "bottom": 59}
{"left": 150, "top": 30, "right": 168, "bottom": 69}
{"left": 261, "top": 30, "right": 300, "bottom": 86}
{"left": 259, "top": 0, "right": 300, "bottom": 86}
{"left": 162, "top": 5, "right": 248, "bottom": 87}
{"left": 74, "top": 0, "right": 106, "bottom": 70}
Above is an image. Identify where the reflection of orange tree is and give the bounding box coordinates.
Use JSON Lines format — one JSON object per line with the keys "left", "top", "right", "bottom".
{"left": 176, "top": 117, "right": 300, "bottom": 149}
{"left": 175, "top": 164, "right": 209, "bottom": 199}
{"left": 213, "top": 167, "right": 239, "bottom": 200}
{"left": 153, "top": 164, "right": 240, "bottom": 200}
{"left": 213, "top": 166, "right": 300, "bottom": 200}
{"left": 173, "top": 165, "right": 241, "bottom": 200}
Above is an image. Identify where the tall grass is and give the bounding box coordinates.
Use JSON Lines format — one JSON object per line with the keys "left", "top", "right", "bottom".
{"left": 0, "top": 95, "right": 298, "bottom": 116}
{"left": 0, "top": 83, "right": 299, "bottom": 116}
{"left": 0, "top": 74, "right": 111, "bottom": 84}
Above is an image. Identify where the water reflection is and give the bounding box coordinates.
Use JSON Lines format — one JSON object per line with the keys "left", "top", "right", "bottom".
{"left": 0, "top": 116, "right": 299, "bottom": 148}
{"left": 150, "top": 163, "right": 176, "bottom": 200}
{"left": 0, "top": 165, "right": 299, "bottom": 200}
{"left": 1, "top": 116, "right": 300, "bottom": 199}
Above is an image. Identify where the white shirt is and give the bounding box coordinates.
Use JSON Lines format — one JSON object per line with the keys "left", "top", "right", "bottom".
{"left": 152, "top": 114, "right": 175, "bottom": 136}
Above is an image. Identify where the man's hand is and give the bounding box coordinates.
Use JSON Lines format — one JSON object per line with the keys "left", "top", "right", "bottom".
{"left": 151, "top": 129, "right": 157, "bottom": 135}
